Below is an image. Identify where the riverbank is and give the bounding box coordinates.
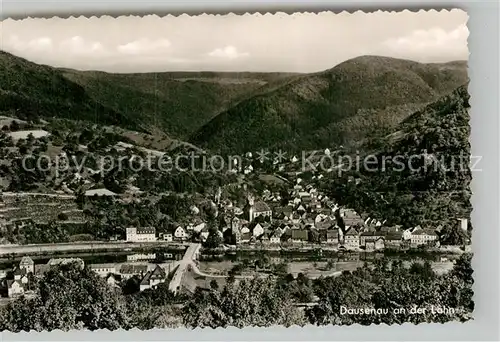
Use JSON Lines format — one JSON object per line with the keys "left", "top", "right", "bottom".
{"left": 0, "top": 241, "right": 187, "bottom": 258}
{"left": 210, "top": 244, "right": 472, "bottom": 255}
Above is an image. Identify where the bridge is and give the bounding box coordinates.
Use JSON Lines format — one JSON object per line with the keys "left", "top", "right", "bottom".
{"left": 168, "top": 243, "right": 201, "bottom": 294}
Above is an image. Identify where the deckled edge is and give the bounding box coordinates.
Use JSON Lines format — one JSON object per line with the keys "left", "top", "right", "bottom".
{"left": 1, "top": 8, "right": 467, "bottom": 22}
{"left": 0, "top": 7, "right": 474, "bottom": 336}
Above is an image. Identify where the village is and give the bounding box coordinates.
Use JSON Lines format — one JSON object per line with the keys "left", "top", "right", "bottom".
{"left": 0, "top": 148, "right": 470, "bottom": 301}
{"left": 0, "top": 255, "right": 173, "bottom": 298}
{"left": 124, "top": 175, "right": 469, "bottom": 253}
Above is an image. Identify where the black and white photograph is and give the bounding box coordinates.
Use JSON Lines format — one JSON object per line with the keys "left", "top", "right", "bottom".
{"left": 0, "top": 9, "right": 473, "bottom": 331}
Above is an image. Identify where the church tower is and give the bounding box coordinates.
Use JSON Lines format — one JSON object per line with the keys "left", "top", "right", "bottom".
{"left": 244, "top": 194, "right": 255, "bottom": 221}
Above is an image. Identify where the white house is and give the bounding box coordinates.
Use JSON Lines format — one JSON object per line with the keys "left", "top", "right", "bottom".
{"left": 90, "top": 263, "right": 117, "bottom": 277}
{"left": 174, "top": 226, "right": 187, "bottom": 241}
{"left": 193, "top": 222, "right": 206, "bottom": 233}
{"left": 403, "top": 228, "right": 414, "bottom": 240}
{"left": 270, "top": 232, "right": 281, "bottom": 244}
{"left": 410, "top": 229, "right": 438, "bottom": 246}
{"left": 200, "top": 228, "right": 210, "bottom": 242}
{"left": 7, "top": 280, "right": 25, "bottom": 297}
{"left": 244, "top": 165, "right": 254, "bottom": 175}
{"left": 458, "top": 218, "right": 468, "bottom": 231}
{"left": 126, "top": 227, "right": 156, "bottom": 242}
{"left": 19, "top": 256, "right": 34, "bottom": 274}
{"left": 252, "top": 223, "right": 264, "bottom": 237}
{"left": 163, "top": 233, "right": 173, "bottom": 242}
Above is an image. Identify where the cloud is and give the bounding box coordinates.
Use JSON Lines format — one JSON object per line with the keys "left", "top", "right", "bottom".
{"left": 381, "top": 24, "right": 469, "bottom": 61}
{"left": 5, "top": 35, "right": 54, "bottom": 52}
{"left": 208, "top": 46, "right": 249, "bottom": 60}
{"left": 117, "top": 38, "right": 171, "bottom": 55}
{"left": 60, "top": 36, "right": 106, "bottom": 55}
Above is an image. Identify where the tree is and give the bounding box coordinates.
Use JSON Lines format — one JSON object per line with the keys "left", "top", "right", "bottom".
{"left": 0, "top": 262, "right": 129, "bottom": 332}
{"left": 182, "top": 277, "right": 305, "bottom": 328}
{"left": 451, "top": 253, "right": 474, "bottom": 285}
{"left": 57, "top": 212, "right": 69, "bottom": 221}
{"left": 325, "top": 260, "right": 335, "bottom": 270}
{"left": 10, "top": 120, "right": 20, "bottom": 132}
{"left": 203, "top": 228, "right": 223, "bottom": 249}
{"left": 210, "top": 279, "right": 219, "bottom": 290}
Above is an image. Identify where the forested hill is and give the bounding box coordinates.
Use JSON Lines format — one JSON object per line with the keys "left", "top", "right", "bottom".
{"left": 0, "top": 50, "right": 296, "bottom": 138}
{"left": 324, "top": 84, "right": 472, "bottom": 245}
{"left": 190, "top": 56, "right": 468, "bottom": 154}
{"left": 0, "top": 51, "right": 135, "bottom": 129}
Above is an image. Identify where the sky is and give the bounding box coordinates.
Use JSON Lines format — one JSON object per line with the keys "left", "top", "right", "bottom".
{"left": 0, "top": 10, "right": 469, "bottom": 73}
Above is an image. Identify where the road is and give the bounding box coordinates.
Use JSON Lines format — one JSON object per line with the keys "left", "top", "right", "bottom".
{"left": 168, "top": 243, "right": 201, "bottom": 294}
{"left": 0, "top": 241, "right": 186, "bottom": 257}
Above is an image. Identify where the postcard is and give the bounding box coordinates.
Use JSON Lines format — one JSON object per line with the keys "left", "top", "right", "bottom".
{"left": 0, "top": 9, "right": 472, "bottom": 331}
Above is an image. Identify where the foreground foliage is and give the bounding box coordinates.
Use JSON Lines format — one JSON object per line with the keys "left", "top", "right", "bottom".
{"left": 0, "top": 254, "right": 473, "bottom": 331}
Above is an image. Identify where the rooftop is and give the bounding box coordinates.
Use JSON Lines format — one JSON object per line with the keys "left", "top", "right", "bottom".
{"left": 254, "top": 201, "right": 271, "bottom": 212}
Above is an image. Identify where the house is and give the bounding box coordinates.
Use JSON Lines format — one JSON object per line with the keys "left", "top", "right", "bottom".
{"left": 0, "top": 269, "right": 7, "bottom": 279}
{"left": 163, "top": 232, "right": 173, "bottom": 242}
{"left": 84, "top": 188, "right": 117, "bottom": 197}
{"left": 343, "top": 227, "right": 360, "bottom": 248}
{"left": 280, "top": 229, "right": 292, "bottom": 243}
{"left": 326, "top": 230, "right": 339, "bottom": 244}
{"left": 244, "top": 164, "right": 254, "bottom": 174}
{"left": 127, "top": 253, "right": 156, "bottom": 262}
{"left": 47, "top": 258, "right": 85, "bottom": 269}
{"left": 106, "top": 273, "right": 119, "bottom": 287}
{"left": 458, "top": 218, "right": 468, "bottom": 231}
{"left": 252, "top": 223, "right": 264, "bottom": 237}
{"left": 139, "top": 272, "right": 153, "bottom": 291}
{"left": 200, "top": 227, "right": 210, "bottom": 242}
{"left": 174, "top": 226, "right": 187, "bottom": 241}
{"left": 90, "top": 263, "right": 117, "bottom": 277}
{"left": 19, "top": 256, "right": 34, "bottom": 274}
{"left": 359, "top": 232, "right": 385, "bottom": 246}
{"left": 249, "top": 201, "right": 272, "bottom": 222}
{"left": 315, "top": 218, "right": 335, "bottom": 230}
{"left": 365, "top": 237, "right": 385, "bottom": 252}
{"left": 270, "top": 232, "right": 281, "bottom": 244}
{"left": 193, "top": 222, "right": 206, "bottom": 233}
{"left": 379, "top": 226, "right": 400, "bottom": 234}
{"left": 190, "top": 205, "right": 200, "bottom": 215}
{"left": 260, "top": 233, "right": 270, "bottom": 244}
{"left": 384, "top": 232, "right": 403, "bottom": 249}
{"left": 410, "top": 229, "right": 439, "bottom": 246}
{"left": 126, "top": 227, "right": 156, "bottom": 242}
{"left": 403, "top": 227, "right": 415, "bottom": 240}
{"left": 120, "top": 264, "right": 148, "bottom": 279}
{"left": 13, "top": 268, "right": 29, "bottom": 284}
{"left": 296, "top": 204, "right": 306, "bottom": 214}
{"left": 275, "top": 206, "right": 293, "bottom": 221}
{"left": 239, "top": 232, "right": 252, "bottom": 244}
{"left": 340, "top": 209, "right": 365, "bottom": 227}
{"left": 139, "top": 265, "right": 167, "bottom": 291}
{"left": 291, "top": 229, "right": 309, "bottom": 243}
{"left": 6, "top": 279, "right": 25, "bottom": 297}
{"left": 34, "top": 264, "right": 50, "bottom": 277}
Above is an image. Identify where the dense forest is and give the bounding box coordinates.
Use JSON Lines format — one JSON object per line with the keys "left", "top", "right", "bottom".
{"left": 320, "top": 85, "right": 471, "bottom": 245}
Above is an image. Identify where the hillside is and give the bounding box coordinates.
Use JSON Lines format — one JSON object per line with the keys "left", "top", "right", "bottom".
{"left": 323, "top": 84, "right": 471, "bottom": 244}
{"left": 190, "top": 55, "right": 468, "bottom": 154}
{"left": 62, "top": 70, "right": 297, "bottom": 138}
{"left": 0, "top": 50, "right": 297, "bottom": 138}
{"left": 0, "top": 51, "right": 134, "bottom": 129}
